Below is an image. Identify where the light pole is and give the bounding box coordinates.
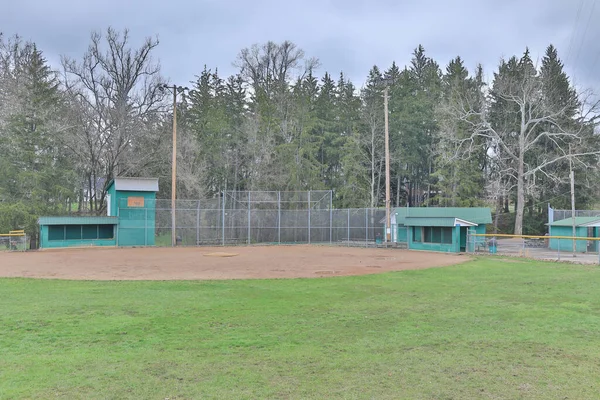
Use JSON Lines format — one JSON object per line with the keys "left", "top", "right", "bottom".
{"left": 159, "top": 84, "right": 189, "bottom": 247}
{"left": 378, "top": 77, "right": 395, "bottom": 243}
{"left": 384, "top": 86, "right": 391, "bottom": 242}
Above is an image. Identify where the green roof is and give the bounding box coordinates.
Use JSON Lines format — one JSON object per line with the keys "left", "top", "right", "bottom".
{"left": 38, "top": 216, "right": 118, "bottom": 226}
{"left": 548, "top": 217, "right": 600, "bottom": 227}
{"left": 394, "top": 207, "right": 492, "bottom": 225}
{"left": 404, "top": 217, "right": 473, "bottom": 227}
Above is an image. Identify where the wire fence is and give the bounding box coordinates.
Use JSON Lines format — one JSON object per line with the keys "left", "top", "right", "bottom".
{"left": 118, "top": 191, "right": 389, "bottom": 247}
{"left": 466, "top": 231, "right": 600, "bottom": 264}
{"left": 549, "top": 208, "right": 600, "bottom": 223}
{"left": 0, "top": 231, "right": 28, "bottom": 252}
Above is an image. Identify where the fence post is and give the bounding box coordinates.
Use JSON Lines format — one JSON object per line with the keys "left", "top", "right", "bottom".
{"left": 557, "top": 238, "right": 560, "bottom": 261}
{"left": 196, "top": 200, "right": 200, "bottom": 246}
{"left": 247, "top": 192, "right": 251, "bottom": 245}
{"left": 347, "top": 209, "right": 350, "bottom": 247}
{"left": 365, "top": 208, "right": 368, "bottom": 247}
{"left": 221, "top": 191, "right": 226, "bottom": 246}
{"left": 308, "top": 191, "right": 311, "bottom": 244}
{"left": 278, "top": 191, "right": 281, "bottom": 244}
{"left": 466, "top": 229, "right": 470, "bottom": 253}
{"left": 116, "top": 201, "right": 120, "bottom": 246}
{"left": 144, "top": 208, "right": 148, "bottom": 246}
{"left": 329, "top": 192, "right": 333, "bottom": 244}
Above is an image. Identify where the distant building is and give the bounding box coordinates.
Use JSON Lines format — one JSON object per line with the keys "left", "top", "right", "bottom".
{"left": 547, "top": 217, "right": 600, "bottom": 253}
{"left": 384, "top": 207, "right": 492, "bottom": 253}
{"left": 38, "top": 177, "right": 159, "bottom": 249}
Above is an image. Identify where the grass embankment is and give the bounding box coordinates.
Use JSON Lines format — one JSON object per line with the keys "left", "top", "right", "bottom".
{"left": 1, "top": 258, "right": 600, "bottom": 399}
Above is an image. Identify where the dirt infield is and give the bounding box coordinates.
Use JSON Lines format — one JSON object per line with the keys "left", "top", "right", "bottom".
{"left": 0, "top": 245, "right": 469, "bottom": 280}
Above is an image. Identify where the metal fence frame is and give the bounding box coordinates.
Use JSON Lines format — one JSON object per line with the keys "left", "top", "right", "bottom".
{"left": 466, "top": 229, "right": 600, "bottom": 264}
{"left": 549, "top": 207, "right": 600, "bottom": 224}
{"left": 117, "top": 191, "right": 388, "bottom": 247}
{"left": 0, "top": 232, "right": 28, "bottom": 251}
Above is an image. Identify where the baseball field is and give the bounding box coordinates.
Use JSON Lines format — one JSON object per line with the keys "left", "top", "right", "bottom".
{"left": 1, "top": 246, "right": 599, "bottom": 399}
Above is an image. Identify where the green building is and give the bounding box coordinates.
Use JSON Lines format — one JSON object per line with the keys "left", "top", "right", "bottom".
{"left": 38, "top": 216, "right": 118, "bottom": 249}
{"left": 388, "top": 207, "right": 492, "bottom": 253}
{"left": 547, "top": 217, "right": 600, "bottom": 253}
{"left": 107, "top": 177, "right": 159, "bottom": 247}
{"left": 38, "top": 177, "right": 158, "bottom": 249}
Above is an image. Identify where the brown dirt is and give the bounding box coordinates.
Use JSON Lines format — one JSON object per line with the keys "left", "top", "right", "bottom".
{"left": 0, "top": 245, "right": 470, "bottom": 281}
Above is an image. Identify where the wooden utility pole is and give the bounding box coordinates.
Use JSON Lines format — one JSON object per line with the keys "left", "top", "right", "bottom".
{"left": 159, "top": 83, "right": 190, "bottom": 247}
{"left": 384, "top": 86, "right": 391, "bottom": 242}
{"left": 171, "top": 86, "right": 178, "bottom": 247}
{"left": 569, "top": 144, "right": 576, "bottom": 257}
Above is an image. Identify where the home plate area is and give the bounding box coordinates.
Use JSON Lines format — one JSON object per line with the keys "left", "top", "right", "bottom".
{"left": 0, "top": 245, "right": 469, "bottom": 280}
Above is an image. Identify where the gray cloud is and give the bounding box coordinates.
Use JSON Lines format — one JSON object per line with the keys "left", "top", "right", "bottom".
{"left": 2, "top": 0, "right": 598, "bottom": 92}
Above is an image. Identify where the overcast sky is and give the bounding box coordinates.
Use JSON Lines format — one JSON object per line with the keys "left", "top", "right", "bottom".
{"left": 2, "top": 0, "right": 599, "bottom": 92}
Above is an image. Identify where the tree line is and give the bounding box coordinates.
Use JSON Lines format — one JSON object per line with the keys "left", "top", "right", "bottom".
{"left": 0, "top": 28, "right": 598, "bottom": 237}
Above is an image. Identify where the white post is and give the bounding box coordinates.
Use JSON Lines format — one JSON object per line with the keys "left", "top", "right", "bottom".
{"left": 570, "top": 144, "right": 576, "bottom": 257}
{"left": 365, "top": 208, "right": 368, "bottom": 247}
{"left": 221, "top": 192, "right": 226, "bottom": 246}
{"left": 247, "top": 192, "right": 251, "bottom": 245}
{"left": 278, "top": 191, "right": 281, "bottom": 244}
{"left": 347, "top": 209, "right": 350, "bottom": 246}
{"left": 308, "top": 191, "right": 311, "bottom": 244}
{"left": 329, "top": 192, "right": 333, "bottom": 244}
{"left": 196, "top": 200, "right": 200, "bottom": 246}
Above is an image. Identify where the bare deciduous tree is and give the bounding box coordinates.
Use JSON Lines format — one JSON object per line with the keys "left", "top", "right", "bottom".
{"left": 235, "top": 40, "right": 318, "bottom": 97}
{"left": 61, "top": 27, "right": 166, "bottom": 212}
{"left": 360, "top": 100, "right": 384, "bottom": 207}
{"left": 439, "top": 60, "right": 600, "bottom": 234}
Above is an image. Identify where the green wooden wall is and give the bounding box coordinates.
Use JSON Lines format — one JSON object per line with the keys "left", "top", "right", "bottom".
{"left": 115, "top": 191, "right": 156, "bottom": 246}
{"left": 549, "top": 226, "right": 597, "bottom": 252}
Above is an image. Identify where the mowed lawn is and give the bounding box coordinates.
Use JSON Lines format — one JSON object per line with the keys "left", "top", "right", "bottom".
{"left": 1, "top": 258, "right": 600, "bottom": 399}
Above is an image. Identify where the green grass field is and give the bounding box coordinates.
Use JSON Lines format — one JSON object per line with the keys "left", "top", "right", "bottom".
{"left": 1, "top": 257, "right": 600, "bottom": 399}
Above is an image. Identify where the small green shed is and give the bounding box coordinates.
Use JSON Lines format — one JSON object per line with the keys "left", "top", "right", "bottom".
{"left": 389, "top": 207, "right": 492, "bottom": 253}
{"left": 106, "top": 177, "right": 159, "bottom": 247}
{"left": 547, "top": 217, "right": 600, "bottom": 253}
{"left": 39, "top": 216, "right": 118, "bottom": 249}
{"left": 38, "top": 177, "right": 159, "bottom": 249}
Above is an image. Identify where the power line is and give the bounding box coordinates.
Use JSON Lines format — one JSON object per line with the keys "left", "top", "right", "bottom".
{"left": 588, "top": 50, "right": 600, "bottom": 82}
{"left": 566, "top": 0, "right": 585, "bottom": 65}
{"left": 572, "top": 0, "right": 597, "bottom": 85}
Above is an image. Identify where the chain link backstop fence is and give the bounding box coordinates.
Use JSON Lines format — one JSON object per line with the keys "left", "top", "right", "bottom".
{"left": 117, "top": 191, "right": 388, "bottom": 247}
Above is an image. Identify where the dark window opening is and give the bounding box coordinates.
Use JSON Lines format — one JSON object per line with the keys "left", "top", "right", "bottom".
{"left": 418, "top": 226, "right": 454, "bottom": 244}
{"left": 47, "top": 224, "right": 114, "bottom": 241}
{"left": 98, "top": 225, "right": 114, "bottom": 239}
{"left": 413, "top": 227, "right": 422, "bottom": 242}
{"left": 48, "top": 226, "right": 65, "bottom": 241}
{"left": 66, "top": 225, "right": 82, "bottom": 240}
{"left": 82, "top": 225, "right": 98, "bottom": 240}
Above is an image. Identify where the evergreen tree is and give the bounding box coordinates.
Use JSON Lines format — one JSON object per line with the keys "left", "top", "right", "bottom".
{"left": 337, "top": 72, "right": 368, "bottom": 207}
{"left": 0, "top": 37, "right": 77, "bottom": 235}
{"left": 435, "top": 57, "right": 486, "bottom": 207}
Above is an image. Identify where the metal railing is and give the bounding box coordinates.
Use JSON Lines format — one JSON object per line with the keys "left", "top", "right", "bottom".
{"left": 0, "top": 230, "right": 28, "bottom": 251}
{"left": 467, "top": 231, "right": 600, "bottom": 264}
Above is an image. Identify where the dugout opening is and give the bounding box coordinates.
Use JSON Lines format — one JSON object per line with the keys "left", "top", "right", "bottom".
{"left": 38, "top": 217, "right": 118, "bottom": 249}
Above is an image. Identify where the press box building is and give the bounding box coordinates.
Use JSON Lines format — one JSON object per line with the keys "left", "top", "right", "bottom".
{"left": 38, "top": 177, "right": 159, "bottom": 249}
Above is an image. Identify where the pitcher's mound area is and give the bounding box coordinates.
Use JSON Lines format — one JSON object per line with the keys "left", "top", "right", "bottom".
{"left": 0, "top": 245, "right": 469, "bottom": 280}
